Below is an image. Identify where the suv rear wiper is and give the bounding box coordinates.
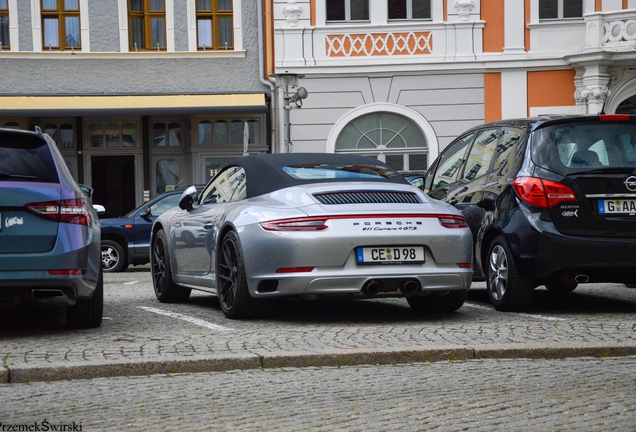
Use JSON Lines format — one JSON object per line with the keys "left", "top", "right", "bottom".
{"left": 0, "top": 172, "right": 38, "bottom": 180}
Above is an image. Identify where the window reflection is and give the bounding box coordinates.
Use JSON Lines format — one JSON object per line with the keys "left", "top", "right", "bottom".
{"left": 89, "top": 123, "right": 104, "bottom": 147}
{"left": 122, "top": 123, "right": 136, "bottom": 146}
{"left": 106, "top": 123, "right": 120, "bottom": 147}
{"left": 153, "top": 122, "right": 167, "bottom": 147}
{"left": 199, "top": 120, "right": 212, "bottom": 145}
{"left": 156, "top": 159, "right": 180, "bottom": 194}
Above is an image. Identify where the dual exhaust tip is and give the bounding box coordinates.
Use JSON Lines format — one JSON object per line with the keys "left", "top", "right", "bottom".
{"left": 362, "top": 279, "right": 421, "bottom": 297}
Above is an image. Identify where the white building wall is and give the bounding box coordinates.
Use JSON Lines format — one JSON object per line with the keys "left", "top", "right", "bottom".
{"left": 288, "top": 73, "right": 484, "bottom": 157}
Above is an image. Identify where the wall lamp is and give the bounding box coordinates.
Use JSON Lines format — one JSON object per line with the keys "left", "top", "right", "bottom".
{"left": 289, "top": 87, "right": 308, "bottom": 107}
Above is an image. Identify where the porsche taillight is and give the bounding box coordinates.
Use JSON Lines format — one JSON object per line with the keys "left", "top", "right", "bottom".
{"left": 260, "top": 217, "right": 330, "bottom": 231}
{"left": 512, "top": 177, "right": 576, "bottom": 208}
{"left": 26, "top": 198, "right": 91, "bottom": 226}
{"left": 437, "top": 215, "right": 468, "bottom": 228}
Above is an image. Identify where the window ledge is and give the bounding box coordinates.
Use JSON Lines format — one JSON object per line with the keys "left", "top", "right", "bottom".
{"left": 0, "top": 50, "right": 247, "bottom": 59}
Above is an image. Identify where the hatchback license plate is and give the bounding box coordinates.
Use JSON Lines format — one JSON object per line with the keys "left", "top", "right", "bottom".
{"left": 598, "top": 199, "right": 636, "bottom": 214}
{"left": 356, "top": 246, "right": 425, "bottom": 264}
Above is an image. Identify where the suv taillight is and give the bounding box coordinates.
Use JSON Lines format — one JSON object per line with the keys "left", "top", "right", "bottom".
{"left": 26, "top": 198, "right": 91, "bottom": 226}
{"left": 512, "top": 177, "right": 577, "bottom": 208}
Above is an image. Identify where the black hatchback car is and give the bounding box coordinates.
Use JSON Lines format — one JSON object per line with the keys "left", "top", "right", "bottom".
{"left": 423, "top": 114, "right": 636, "bottom": 311}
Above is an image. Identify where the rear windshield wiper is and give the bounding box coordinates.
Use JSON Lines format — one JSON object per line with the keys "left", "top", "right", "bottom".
{"left": 0, "top": 172, "right": 38, "bottom": 180}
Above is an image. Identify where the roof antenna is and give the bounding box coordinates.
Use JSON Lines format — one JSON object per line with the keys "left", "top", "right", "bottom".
{"left": 599, "top": 75, "right": 616, "bottom": 115}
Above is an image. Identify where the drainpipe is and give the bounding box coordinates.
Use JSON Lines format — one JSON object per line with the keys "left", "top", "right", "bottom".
{"left": 257, "top": 0, "right": 277, "bottom": 153}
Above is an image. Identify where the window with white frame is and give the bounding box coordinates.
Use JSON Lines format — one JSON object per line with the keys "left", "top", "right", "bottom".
{"left": 388, "top": 0, "right": 431, "bottom": 21}
{"left": 539, "top": 0, "right": 583, "bottom": 20}
{"left": 0, "top": 0, "right": 9, "bottom": 49}
{"left": 129, "top": 0, "right": 166, "bottom": 51}
{"left": 326, "top": 0, "right": 369, "bottom": 22}
{"left": 335, "top": 112, "right": 428, "bottom": 172}
{"left": 196, "top": 0, "right": 233, "bottom": 50}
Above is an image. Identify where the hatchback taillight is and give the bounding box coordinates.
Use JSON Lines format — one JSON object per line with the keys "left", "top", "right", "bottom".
{"left": 26, "top": 198, "right": 91, "bottom": 226}
{"left": 512, "top": 177, "right": 577, "bottom": 208}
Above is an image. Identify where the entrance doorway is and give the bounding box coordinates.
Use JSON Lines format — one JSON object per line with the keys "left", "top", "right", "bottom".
{"left": 91, "top": 155, "right": 136, "bottom": 218}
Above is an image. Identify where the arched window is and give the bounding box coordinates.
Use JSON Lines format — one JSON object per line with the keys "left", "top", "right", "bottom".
{"left": 335, "top": 112, "right": 428, "bottom": 172}
{"left": 616, "top": 95, "right": 636, "bottom": 115}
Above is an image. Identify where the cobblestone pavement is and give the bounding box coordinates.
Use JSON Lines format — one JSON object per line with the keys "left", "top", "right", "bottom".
{"left": 1, "top": 356, "right": 635, "bottom": 431}
{"left": 1, "top": 267, "right": 635, "bottom": 383}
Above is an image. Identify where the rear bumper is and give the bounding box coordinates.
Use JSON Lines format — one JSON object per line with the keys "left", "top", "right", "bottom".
{"left": 239, "top": 221, "right": 473, "bottom": 298}
{"left": 0, "top": 225, "right": 100, "bottom": 308}
{"left": 507, "top": 216, "right": 636, "bottom": 285}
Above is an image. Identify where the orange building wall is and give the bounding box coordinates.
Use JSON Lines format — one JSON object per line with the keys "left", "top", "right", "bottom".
{"left": 527, "top": 70, "right": 577, "bottom": 115}
{"left": 484, "top": 73, "right": 502, "bottom": 122}
{"left": 482, "top": 0, "right": 505, "bottom": 52}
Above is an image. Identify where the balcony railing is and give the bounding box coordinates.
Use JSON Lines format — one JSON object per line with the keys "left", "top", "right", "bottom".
{"left": 585, "top": 10, "right": 636, "bottom": 50}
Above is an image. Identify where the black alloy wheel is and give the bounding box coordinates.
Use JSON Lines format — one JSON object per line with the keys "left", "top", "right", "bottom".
{"left": 217, "top": 231, "right": 263, "bottom": 319}
{"left": 486, "top": 236, "right": 534, "bottom": 311}
{"left": 152, "top": 229, "right": 191, "bottom": 303}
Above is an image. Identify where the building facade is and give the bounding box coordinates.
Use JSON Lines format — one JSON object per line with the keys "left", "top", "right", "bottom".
{"left": 270, "top": 0, "right": 636, "bottom": 172}
{"left": 0, "top": 0, "right": 273, "bottom": 217}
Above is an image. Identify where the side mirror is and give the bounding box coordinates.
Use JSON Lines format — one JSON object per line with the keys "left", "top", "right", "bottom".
{"left": 479, "top": 195, "right": 496, "bottom": 212}
{"left": 93, "top": 204, "right": 106, "bottom": 216}
{"left": 179, "top": 185, "right": 199, "bottom": 211}
{"left": 140, "top": 207, "right": 152, "bottom": 218}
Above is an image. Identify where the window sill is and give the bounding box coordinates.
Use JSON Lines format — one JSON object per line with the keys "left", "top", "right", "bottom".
{"left": 0, "top": 50, "right": 247, "bottom": 59}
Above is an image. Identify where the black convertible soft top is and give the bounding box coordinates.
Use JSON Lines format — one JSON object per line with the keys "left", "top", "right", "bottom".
{"left": 225, "top": 153, "right": 410, "bottom": 198}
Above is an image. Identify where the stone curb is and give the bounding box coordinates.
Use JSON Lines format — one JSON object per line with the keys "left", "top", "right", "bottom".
{"left": 2, "top": 343, "right": 636, "bottom": 384}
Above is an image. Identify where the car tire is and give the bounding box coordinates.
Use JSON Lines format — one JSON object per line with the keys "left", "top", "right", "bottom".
{"left": 217, "top": 230, "right": 267, "bottom": 319}
{"left": 182, "top": 230, "right": 196, "bottom": 247}
{"left": 407, "top": 290, "right": 467, "bottom": 314}
{"left": 152, "top": 229, "right": 191, "bottom": 303}
{"left": 67, "top": 266, "right": 104, "bottom": 328}
{"left": 101, "top": 240, "right": 128, "bottom": 273}
{"left": 486, "top": 236, "right": 534, "bottom": 311}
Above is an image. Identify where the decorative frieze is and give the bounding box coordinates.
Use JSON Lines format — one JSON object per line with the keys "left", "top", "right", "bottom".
{"left": 326, "top": 32, "right": 432, "bottom": 57}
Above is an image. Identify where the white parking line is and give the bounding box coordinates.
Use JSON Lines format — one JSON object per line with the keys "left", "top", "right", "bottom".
{"left": 137, "top": 306, "right": 233, "bottom": 331}
{"left": 124, "top": 281, "right": 138, "bottom": 285}
{"left": 462, "top": 302, "right": 567, "bottom": 321}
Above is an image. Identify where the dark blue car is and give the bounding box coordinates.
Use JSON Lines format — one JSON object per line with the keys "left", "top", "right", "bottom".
{"left": 101, "top": 186, "right": 203, "bottom": 272}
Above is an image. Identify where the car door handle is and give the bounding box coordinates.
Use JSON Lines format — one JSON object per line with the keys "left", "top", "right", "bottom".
{"left": 203, "top": 223, "right": 214, "bottom": 230}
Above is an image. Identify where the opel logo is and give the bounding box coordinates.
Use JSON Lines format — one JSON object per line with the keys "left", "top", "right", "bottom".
{"left": 625, "top": 176, "right": 636, "bottom": 192}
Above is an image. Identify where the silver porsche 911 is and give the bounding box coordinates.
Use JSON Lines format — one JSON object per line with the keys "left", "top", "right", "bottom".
{"left": 150, "top": 153, "right": 473, "bottom": 319}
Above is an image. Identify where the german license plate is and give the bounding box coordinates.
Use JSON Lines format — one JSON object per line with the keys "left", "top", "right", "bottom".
{"left": 356, "top": 246, "right": 425, "bottom": 264}
{"left": 598, "top": 199, "right": 636, "bottom": 214}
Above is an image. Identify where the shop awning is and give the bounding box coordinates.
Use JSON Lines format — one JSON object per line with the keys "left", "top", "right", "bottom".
{"left": 0, "top": 93, "right": 269, "bottom": 116}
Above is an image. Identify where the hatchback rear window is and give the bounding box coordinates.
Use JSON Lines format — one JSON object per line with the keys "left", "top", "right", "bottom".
{"left": 283, "top": 163, "right": 398, "bottom": 180}
{"left": 531, "top": 121, "right": 636, "bottom": 174}
{"left": 0, "top": 133, "right": 59, "bottom": 183}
